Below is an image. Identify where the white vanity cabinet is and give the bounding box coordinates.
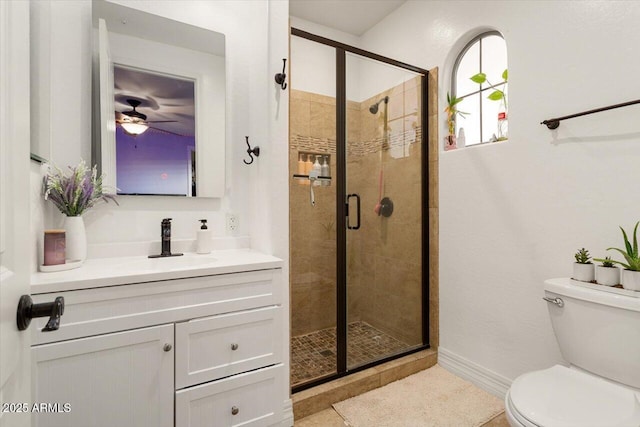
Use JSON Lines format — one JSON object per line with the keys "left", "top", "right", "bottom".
{"left": 30, "top": 253, "right": 290, "bottom": 427}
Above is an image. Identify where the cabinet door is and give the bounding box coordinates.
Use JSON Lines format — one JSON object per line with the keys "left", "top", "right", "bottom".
{"left": 176, "top": 364, "right": 283, "bottom": 427}
{"left": 176, "top": 306, "right": 282, "bottom": 388}
{"left": 32, "top": 324, "right": 174, "bottom": 427}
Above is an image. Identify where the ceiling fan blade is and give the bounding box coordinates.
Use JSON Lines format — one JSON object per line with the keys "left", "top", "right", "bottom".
{"left": 148, "top": 126, "right": 192, "bottom": 137}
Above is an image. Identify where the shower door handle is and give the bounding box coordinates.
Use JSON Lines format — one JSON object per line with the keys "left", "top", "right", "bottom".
{"left": 347, "top": 194, "right": 360, "bottom": 230}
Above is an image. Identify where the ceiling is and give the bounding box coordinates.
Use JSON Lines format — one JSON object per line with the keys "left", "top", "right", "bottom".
{"left": 114, "top": 66, "right": 195, "bottom": 137}
{"left": 289, "top": 0, "right": 406, "bottom": 36}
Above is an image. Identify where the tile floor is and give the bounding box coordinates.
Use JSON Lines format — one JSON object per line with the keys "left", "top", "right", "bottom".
{"left": 291, "top": 321, "right": 409, "bottom": 387}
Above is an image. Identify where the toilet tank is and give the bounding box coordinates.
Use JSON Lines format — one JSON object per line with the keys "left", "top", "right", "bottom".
{"left": 544, "top": 278, "right": 640, "bottom": 389}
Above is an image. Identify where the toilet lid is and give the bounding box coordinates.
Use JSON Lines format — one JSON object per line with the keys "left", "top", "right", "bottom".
{"left": 510, "top": 365, "right": 640, "bottom": 427}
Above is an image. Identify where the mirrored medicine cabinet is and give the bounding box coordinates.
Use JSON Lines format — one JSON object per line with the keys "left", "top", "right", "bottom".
{"left": 92, "top": 0, "right": 226, "bottom": 198}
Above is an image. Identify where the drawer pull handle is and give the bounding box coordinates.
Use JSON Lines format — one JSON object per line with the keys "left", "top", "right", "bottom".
{"left": 163, "top": 343, "right": 172, "bottom": 352}
{"left": 231, "top": 343, "right": 239, "bottom": 351}
{"left": 231, "top": 406, "right": 239, "bottom": 415}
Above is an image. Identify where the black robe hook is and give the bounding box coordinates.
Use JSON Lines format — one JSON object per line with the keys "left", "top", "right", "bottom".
{"left": 275, "top": 58, "right": 287, "bottom": 90}
{"left": 243, "top": 136, "right": 260, "bottom": 165}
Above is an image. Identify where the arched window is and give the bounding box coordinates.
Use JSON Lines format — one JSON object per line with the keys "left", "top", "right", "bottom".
{"left": 452, "top": 31, "right": 508, "bottom": 146}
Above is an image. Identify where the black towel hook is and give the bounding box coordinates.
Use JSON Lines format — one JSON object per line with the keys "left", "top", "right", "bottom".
{"left": 275, "top": 58, "right": 287, "bottom": 90}
{"left": 243, "top": 136, "right": 260, "bottom": 165}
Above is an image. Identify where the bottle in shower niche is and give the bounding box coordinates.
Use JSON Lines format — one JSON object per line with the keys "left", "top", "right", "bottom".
{"left": 497, "top": 98, "right": 508, "bottom": 140}
{"left": 321, "top": 156, "right": 330, "bottom": 186}
{"left": 297, "top": 153, "right": 307, "bottom": 185}
{"left": 304, "top": 154, "right": 313, "bottom": 175}
{"left": 312, "top": 155, "right": 322, "bottom": 186}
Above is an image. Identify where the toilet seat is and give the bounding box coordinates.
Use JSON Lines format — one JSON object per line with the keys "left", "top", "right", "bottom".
{"left": 507, "top": 365, "right": 640, "bottom": 427}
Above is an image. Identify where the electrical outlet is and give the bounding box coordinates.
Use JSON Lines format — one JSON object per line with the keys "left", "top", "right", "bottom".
{"left": 226, "top": 213, "right": 238, "bottom": 234}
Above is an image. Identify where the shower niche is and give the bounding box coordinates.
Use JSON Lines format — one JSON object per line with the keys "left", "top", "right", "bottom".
{"left": 293, "top": 151, "right": 332, "bottom": 185}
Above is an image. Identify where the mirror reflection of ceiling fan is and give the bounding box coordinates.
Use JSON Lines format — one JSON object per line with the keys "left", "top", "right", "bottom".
{"left": 115, "top": 99, "right": 183, "bottom": 136}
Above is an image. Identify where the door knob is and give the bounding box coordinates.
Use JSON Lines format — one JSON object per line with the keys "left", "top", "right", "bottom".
{"left": 16, "top": 295, "right": 65, "bottom": 332}
{"left": 231, "top": 343, "right": 239, "bottom": 351}
{"left": 231, "top": 406, "right": 239, "bottom": 415}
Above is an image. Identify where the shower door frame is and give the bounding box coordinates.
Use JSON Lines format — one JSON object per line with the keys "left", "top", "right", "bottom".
{"left": 291, "top": 28, "right": 431, "bottom": 393}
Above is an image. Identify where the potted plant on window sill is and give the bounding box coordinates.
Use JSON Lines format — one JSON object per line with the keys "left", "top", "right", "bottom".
{"left": 573, "top": 248, "right": 594, "bottom": 282}
{"left": 595, "top": 222, "right": 640, "bottom": 291}
{"left": 444, "top": 92, "right": 467, "bottom": 151}
{"left": 593, "top": 256, "right": 620, "bottom": 286}
{"left": 470, "top": 69, "right": 508, "bottom": 141}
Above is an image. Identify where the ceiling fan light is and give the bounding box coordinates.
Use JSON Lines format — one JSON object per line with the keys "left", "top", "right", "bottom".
{"left": 121, "top": 122, "right": 149, "bottom": 135}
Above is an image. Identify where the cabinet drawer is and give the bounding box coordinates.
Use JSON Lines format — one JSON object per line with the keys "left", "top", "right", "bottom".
{"left": 31, "top": 269, "right": 282, "bottom": 345}
{"left": 176, "top": 306, "right": 282, "bottom": 388}
{"left": 176, "top": 364, "right": 283, "bottom": 427}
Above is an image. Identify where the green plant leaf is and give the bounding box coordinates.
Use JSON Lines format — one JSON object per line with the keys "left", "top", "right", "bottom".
{"left": 606, "top": 247, "right": 636, "bottom": 268}
{"left": 596, "top": 258, "right": 630, "bottom": 269}
{"left": 470, "top": 73, "right": 486, "bottom": 84}
{"left": 502, "top": 69, "right": 508, "bottom": 81}
{"left": 632, "top": 221, "right": 639, "bottom": 258}
{"left": 620, "top": 226, "right": 633, "bottom": 256}
{"left": 487, "top": 91, "right": 504, "bottom": 101}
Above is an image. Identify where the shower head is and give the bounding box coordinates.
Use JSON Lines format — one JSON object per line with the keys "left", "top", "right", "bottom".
{"left": 369, "top": 96, "right": 389, "bottom": 114}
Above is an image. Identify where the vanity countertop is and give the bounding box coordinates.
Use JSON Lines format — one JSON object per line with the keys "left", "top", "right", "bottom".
{"left": 31, "top": 249, "right": 283, "bottom": 294}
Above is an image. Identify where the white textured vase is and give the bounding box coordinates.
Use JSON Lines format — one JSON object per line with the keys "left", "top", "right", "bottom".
{"left": 595, "top": 266, "right": 620, "bottom": 286}
{"left": 622, "top": 269, "right": 640, "bottom": 291}
{"left": 573, "top": 263, "right": 594, "bottom": 282}
{"left": 63, "top": 215, "right": 87, "bottom": 262}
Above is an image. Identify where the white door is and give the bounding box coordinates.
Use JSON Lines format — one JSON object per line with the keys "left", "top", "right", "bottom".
{"left": 33, "top": 324, "right": 174, "bottom": 427}
{"left": 0, "top": 2, "right": 33, "bottom": 427}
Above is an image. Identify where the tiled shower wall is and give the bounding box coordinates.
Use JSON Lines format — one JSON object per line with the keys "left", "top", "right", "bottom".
{"left": 289, "top": 90, "right": 341, "bottom": 336}
{"left": 346, "top": 76, "right": 423, "bottom": 346}
{"left": 290, "top": 71, "right": 439, "bottom": 348}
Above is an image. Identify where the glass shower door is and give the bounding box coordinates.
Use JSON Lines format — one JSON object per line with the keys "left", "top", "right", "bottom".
{"left": 289, "top": 36, "right": 339, "bottom": 387}
{"left": 344, "top": 52, "right": 424, "bottom": 370}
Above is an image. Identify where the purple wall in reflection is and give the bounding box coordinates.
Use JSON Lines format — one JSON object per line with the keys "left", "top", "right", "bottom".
{"left": 116, "top": 127, "right": 195, "bottom": 196}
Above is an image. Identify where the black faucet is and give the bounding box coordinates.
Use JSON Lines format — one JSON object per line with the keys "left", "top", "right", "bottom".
{"left": 161, "top": 218, "right": 172, "bottom": 255}
{"left": 149, "top": 218, "right": 183, "bottom": 258}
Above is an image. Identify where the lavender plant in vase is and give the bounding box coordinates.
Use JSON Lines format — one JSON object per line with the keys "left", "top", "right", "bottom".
{"left": 43, "top": 160, "right": 117, "bottom": 262}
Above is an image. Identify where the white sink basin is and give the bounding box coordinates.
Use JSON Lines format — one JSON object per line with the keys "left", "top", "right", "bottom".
{"left": 116, "top": 254, "right": 218, "bottom": 272}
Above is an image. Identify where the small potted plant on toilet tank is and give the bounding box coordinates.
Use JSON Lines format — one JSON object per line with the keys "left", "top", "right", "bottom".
{"left": 593, "top": 256, "right": 620, "bottom": 286}
{"left": 596, "top": 222, "right": 640, "bottom": 291}
{"left": 573, "top": 248, "right": 594, "bottom": 282}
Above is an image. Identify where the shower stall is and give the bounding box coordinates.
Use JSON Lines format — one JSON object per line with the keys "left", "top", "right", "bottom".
{"left": 289, "top": 29, "right": 431, "bottom": 391}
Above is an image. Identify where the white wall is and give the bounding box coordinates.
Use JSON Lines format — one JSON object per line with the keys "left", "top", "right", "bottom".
{"left": 30, "top": 1, "right": 92, "bottom": 165}
{"left": 31, "top": 0, "right": 289, "bottom": 264}
{"left": 359, "top": 0, "right": 640, "bottom": 384}
{"left": 290, "top": 17, "right": 415, "bottom": 104}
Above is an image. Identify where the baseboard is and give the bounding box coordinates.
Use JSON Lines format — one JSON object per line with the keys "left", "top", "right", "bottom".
{"left": 438, "top": 347, "right": 512, "bottom": 399}
{"left": 281, "top": 398, "right": 294, "bottom": 427}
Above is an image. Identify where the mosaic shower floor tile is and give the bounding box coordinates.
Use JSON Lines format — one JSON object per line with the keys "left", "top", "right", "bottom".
{"left": 291, "top": 321, "right": 408, "bottom": 387}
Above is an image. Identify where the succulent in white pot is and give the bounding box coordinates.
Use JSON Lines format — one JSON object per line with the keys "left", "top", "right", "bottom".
{"left": 597, "top": 222, "right": 640, "bottom": 291}
{"left": 573, "top": 248, "right": 594, "bottom": 282}
{"left": 593, "top": 257, "right": 620, "bottom": 287}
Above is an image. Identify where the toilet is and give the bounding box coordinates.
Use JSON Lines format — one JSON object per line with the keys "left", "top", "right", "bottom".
{"left": 505, "top": 278, "right": 640, "bottom": 427}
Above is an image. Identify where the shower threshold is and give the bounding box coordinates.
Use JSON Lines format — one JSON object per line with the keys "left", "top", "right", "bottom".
{"left": 291, "top": 321, "right": 410, "bottom": 387}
